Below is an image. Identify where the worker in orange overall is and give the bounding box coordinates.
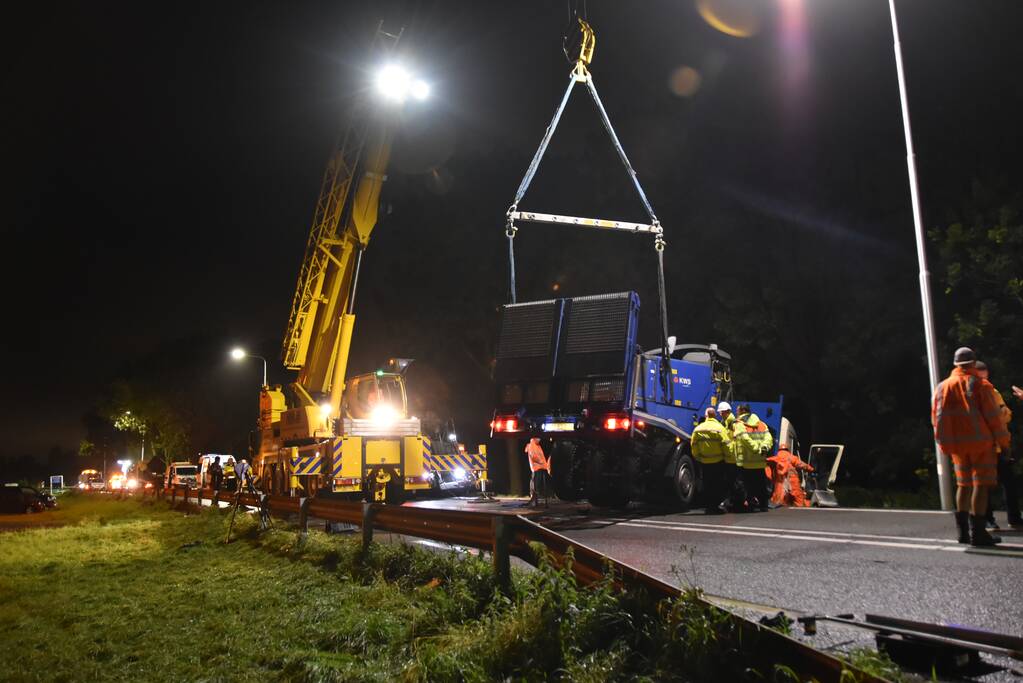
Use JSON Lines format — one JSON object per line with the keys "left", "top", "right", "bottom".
{"left": 767, "top": 444, "right": 814, "bottom": 507}
{"left": 932, "top": 347, "right": 1010, "bottom": 546}
{"left": 525, "top": 437, "right": 551, "bottom": 507}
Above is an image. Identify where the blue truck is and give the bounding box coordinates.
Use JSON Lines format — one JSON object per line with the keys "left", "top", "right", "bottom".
{"left": 490, "top": 291, "right": 794, "bottom": 508}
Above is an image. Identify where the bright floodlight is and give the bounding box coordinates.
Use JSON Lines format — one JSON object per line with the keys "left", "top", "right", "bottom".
{"left": 320, "top": 403, "right": 333, "bottom": 418}
{"left": 453, "top": 467, "right": 467, "bottom": 480}
{"left": 230, "top": 347, "right": 246, "bottom": 360}
{"left": 447, "top": 432, "right": 457, "bottom": 442}
{"left": 370, "top": 404, "right": 398, "bottom": 427}
{"left": 376, "top": 65, "right": 412, "bottom": 102}
{"left": 376, "top": 65, "right": 429, "bottom": 103}
{"left": 411, "top": 79, "right": 430, "bottom": 101}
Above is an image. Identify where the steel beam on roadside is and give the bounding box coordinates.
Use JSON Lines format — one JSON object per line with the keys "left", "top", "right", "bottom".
{"left": 362, "top": 502, "right": 377, "bottom": 549}
{"left": 492, "top": 516, "right": 512, "bottom": 595}
{"left": 298, "top": 497, "right": 310, "bottom": 532}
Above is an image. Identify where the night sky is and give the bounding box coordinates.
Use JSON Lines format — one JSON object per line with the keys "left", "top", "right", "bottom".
{"left": 5, "top": 1, "right": 1022, "bottom": 464}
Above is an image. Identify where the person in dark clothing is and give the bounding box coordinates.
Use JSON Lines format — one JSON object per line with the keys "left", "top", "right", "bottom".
{"left": 210, "top": 456, "right": 224, "bottom": 491}
{"left": 976, "top": 362, "right": 1021, "bottom": 530}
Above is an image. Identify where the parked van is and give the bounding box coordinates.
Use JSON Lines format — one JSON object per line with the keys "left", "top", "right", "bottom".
{"left": 78, "top": 469, "right": 105, "bottom": 490}
{"left": 165, "top": 462, "right": 198, "bottom": 488}
{"left": 197, "top": 454, "right": 236, "bottom": 490}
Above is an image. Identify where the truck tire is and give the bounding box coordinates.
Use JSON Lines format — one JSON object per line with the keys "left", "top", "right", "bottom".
{"left": 550, "top": 442, "right": 584, "bottom": 502}
{"left": 586, "top": 446, "right": 630, "bottom": 509}
{"left": 672, "top": 452, "right": 697, "bottom": 510}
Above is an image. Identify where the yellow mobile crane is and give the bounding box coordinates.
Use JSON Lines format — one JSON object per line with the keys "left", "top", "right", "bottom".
{"left": 254, "top": 26, "right": 432, "bottom": 502}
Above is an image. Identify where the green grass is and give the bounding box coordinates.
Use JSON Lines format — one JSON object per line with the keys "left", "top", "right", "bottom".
{"left": 0, "top": 494, "right": 886, "bottom": 682}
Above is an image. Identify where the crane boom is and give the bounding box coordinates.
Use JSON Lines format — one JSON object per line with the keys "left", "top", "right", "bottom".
{"left": 280, "top": 29, "right": 399, "bottom": 407}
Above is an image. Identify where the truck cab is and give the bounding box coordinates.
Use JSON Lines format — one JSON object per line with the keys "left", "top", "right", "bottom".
{"left": 490, "top": 291, "right": 783, "bottom": 508}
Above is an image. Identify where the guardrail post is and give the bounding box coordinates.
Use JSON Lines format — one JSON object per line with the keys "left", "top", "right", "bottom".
{"left": 259, "top": 494, "right": 270, "bottom": 530}
{"left": 361, "top": 502, "right": 376, "bottom": 550}
{"left": 298, "top": 497, "right": 309, "bottom": 534}
{"left": 197, "top": 487, "right": 203, "bottom": 508}
{"left": 493, "top": 516, "right": 512, "bottom": 595}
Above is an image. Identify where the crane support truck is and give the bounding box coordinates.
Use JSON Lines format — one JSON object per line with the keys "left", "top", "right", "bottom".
{"left": 252, "top": 26, "right": 464, "bottom": 503}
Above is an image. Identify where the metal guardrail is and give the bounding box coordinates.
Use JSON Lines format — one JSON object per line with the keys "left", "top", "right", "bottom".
{"left": 130, "top": 485, "right": 884, "bottom": 683}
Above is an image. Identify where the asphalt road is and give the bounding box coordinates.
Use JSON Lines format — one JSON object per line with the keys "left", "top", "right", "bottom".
{"left": 538, "top": 505, "right": 1023, "bottom": 673}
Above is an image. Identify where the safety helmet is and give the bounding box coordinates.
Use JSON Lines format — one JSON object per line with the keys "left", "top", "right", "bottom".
{"left": 717, "top": 401, "right": 732, "bottom": 413}
{"left": 953, "top": 347, "right": 976, "bottom": 366}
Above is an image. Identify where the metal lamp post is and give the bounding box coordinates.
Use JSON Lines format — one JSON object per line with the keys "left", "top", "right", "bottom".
{"left": 887, "top": 0, "right": 952, "bottom": 510}
{"left": 231, "top": 348, "right": 268, "bottom": 387}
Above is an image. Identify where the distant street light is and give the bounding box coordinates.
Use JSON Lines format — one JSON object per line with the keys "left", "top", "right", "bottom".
{"left": 230, "top": 347, "right": 268, "bottom": 387}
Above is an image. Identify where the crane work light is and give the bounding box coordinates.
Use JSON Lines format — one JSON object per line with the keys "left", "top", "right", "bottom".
{"left": 375, "top": 64, "right": 429, "bottom": 103}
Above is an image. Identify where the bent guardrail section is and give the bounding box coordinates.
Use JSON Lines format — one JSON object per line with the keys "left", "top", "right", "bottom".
{"left": 129, "top": 485, "right": 883, "bottom": 683}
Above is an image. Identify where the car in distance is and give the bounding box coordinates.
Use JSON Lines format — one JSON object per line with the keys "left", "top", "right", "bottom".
{"left": 0, "top": 486, "right": 47, "bottom": 514}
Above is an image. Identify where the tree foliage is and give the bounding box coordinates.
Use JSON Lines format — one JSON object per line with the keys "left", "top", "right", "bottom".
{"left": 930, "top": 184, "right": 1023, "bottom": 391}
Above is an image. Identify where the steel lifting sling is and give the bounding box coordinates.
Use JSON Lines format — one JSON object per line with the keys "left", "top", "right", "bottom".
{"left": 504, "top": 19, "right": 674, "bottom": 393}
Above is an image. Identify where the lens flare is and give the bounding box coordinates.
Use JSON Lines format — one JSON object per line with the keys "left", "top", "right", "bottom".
{"left": 696, "top": 0, "right": 761, "bottom": 38}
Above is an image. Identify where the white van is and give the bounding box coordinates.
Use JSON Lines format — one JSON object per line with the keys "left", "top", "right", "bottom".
{"left": 197, "top": 454, "right": 237, "bottom": 490}
{"left": 165, "top": 462, "right": 198, "bottom": 488}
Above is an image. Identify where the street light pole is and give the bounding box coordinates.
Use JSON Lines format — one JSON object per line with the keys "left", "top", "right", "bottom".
{"left": 230, "top": 348, "right": 268, "bottom": 387}
{"left": 887, "top": 0, "right": 953, "bottom": 511}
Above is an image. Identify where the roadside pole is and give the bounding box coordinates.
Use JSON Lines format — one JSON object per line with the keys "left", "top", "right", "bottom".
{"left": 888, "top": 0, "right": 952, "bottom": 510}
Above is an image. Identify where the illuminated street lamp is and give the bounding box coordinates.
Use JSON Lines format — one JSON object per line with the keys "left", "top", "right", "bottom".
{"left": 230, "top": 347, "right": 268, "bottom": 387}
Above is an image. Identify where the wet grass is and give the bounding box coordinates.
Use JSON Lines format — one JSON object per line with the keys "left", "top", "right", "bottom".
{"left": 0, "top": 494, "right": 878, "bottom": 682}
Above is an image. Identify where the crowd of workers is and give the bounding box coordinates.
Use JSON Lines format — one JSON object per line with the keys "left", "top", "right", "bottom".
{"left": 932, "top": 346, "right": 1021, "bottom": 546}
{"left": 690, "top": 402, "right": 808, "bottom": 513}
{"left": 522, "top": 402, "right": 811, "bottom": 512}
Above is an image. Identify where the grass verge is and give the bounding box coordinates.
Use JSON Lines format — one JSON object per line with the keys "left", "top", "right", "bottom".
{"left": 0, "top": 494, "right": 884, "bottom": 682}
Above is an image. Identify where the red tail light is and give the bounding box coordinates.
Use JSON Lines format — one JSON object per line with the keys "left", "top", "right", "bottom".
{"left": 604, "top": 415, "right": 631, "bottom": 431}
{"left": 492, "top": 416, "right": 520, "bottom": 432}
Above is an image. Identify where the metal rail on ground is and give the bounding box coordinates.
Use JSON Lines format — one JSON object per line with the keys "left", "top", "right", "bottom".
{"left": 130, "top": 485, "right": 884, "bottom": 682}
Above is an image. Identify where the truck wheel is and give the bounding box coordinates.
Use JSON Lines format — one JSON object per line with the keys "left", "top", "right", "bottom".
{"left": 385, "top": 475, "right": 405, "bottom": 505}
{"left": 586, "top": 447, "right": 629, "bottom": 509}
{"left": 673, "top": 453, "right": 697, "bottom": 510}
{"left": 550, "top": 442, "right": 583, "bottom": 502}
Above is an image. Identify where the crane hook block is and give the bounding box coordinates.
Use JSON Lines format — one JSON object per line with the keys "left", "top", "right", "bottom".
{"left": 573, "top": 18, "right": 596, "bottom": 80}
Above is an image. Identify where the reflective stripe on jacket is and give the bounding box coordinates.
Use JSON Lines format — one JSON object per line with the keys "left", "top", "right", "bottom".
{"left": 722, "top": 414, "right": 737, "bottom": 464}
{"left": 932, "top": 368, "right": 1010, "bottom": 455}
{"left": 691, "top": 417, "right": 728, "bottom": 464}
{"left": 736, "top": 413, "right": 773, "bottom": 470}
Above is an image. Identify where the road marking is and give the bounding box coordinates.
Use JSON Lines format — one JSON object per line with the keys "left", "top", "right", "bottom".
{"left": 787, "top": 506, "right": 948, "bottom": 515}
{"left": 601, "top": 520, "right": 1023, "bottom": 557}
{"left": 605, "top": 517, "right": 961, "bottom": 545}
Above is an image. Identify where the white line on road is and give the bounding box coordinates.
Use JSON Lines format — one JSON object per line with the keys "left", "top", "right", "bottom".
{"left": 605, "top": 517, "right": 960, "bottom": 544}
{"left": 786, "top": 507, "right": 949, "bottom": 515}
{"left": 600, "top": 520, "right": 1023, "bottom": 557}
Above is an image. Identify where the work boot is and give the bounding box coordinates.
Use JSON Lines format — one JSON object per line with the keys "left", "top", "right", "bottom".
{"left": 954, "top": 511, "right": 971, "bottom": 544}
{"left": 970, "top": 515, "right": 1001, "bottom": 547}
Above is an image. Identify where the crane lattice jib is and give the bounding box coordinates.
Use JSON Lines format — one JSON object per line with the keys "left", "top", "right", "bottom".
{"left": 281, "top": 114, "right": 370, "bottom": 370}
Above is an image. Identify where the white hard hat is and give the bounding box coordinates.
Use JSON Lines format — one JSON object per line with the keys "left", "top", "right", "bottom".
{"left": 717, "top": 401, "right": 732, "bottom": 412}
